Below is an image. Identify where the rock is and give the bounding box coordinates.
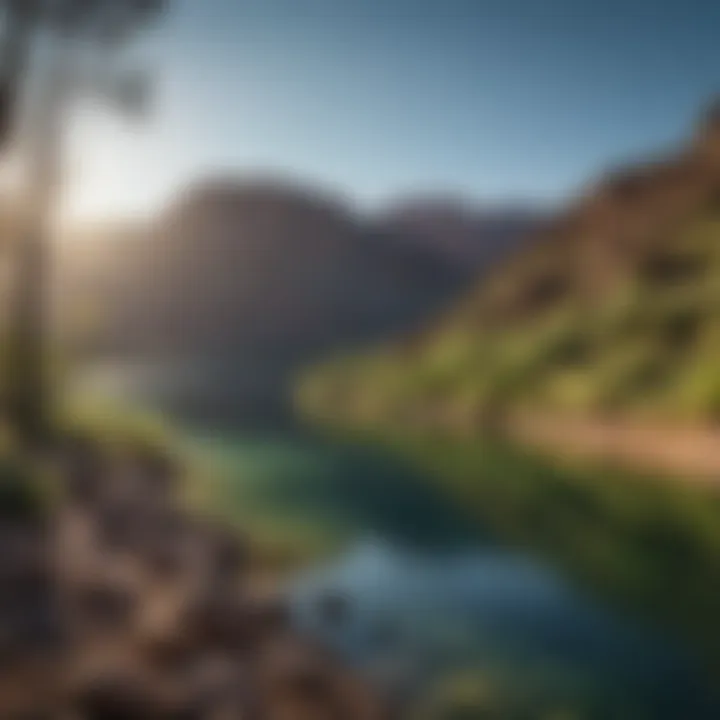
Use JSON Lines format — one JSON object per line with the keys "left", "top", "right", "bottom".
{"left": 181, "top": 592, "right": 253, "bottom": 655}
{"left": 0, "top": 440, "right": 386, "bottom": 719}
{"left": 94, "top": 501, "right": 141, "bottom": 554}
{"left": 72, "top": 671, "right": 166, "bottom": 720}
{"left": 259, "top": 638, "right": 379, "bottom": 720}
{"left": 205, "top": 527, "right": 247, "bottom": 588}
{"left": 172, "top": 655, "right": 256, "bottom": 719}
{"left": 108, "top": 449, "right": 179, "bottom": 510}
{"left": 71, "top": 579, "right": 137, "bottom": 632}
{"left": 58, "top": 437, "right": 108, "bottom": 508}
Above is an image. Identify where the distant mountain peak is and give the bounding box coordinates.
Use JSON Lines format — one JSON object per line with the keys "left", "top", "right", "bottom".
{"left": 377, "top": 196, "right": 544, "bottom": 268}
{"left": 61, "top": 176, "right": 543, "bottom": 422}
{"left": 164, "top": 175, "right": 351, "bottom": 225}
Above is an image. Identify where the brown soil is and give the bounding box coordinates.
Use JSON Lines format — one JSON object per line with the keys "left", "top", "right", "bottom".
{"left": 511, "top": 411, "right": 720, "bottom": 484}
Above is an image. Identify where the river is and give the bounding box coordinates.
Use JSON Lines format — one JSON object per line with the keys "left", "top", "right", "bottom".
{"left": 75, "top": 361, "right": 720, "bottom": 718}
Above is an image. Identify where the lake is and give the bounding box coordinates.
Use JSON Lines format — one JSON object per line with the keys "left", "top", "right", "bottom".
{"left": 76, "top": 362, "right": 720, "bottom": 718}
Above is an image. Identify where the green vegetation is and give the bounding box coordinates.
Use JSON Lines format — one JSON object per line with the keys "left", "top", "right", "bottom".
{"left": 0, "top": 396, "right": 179, "bottom": 527}
{"left": 184, "top": 431, "right": 485, "bottom": 571}
{"left": 294, "top": 163, "right": 720, "bottom": 700}
{"left": 186, "top": 435, "right": 360, "bottom": 569}
{"left": 298, "top": 212, "right": 720, "bottom": 427}
{"left": 0, "top": 454, "right": 52, "bottom": 524}
{"left": 295, "top": 186, "right": 720, "bottom": 681}
{"left": 414, "top": 668, "right": 636, "bottom": 720}
{"left": 56, "top": 393, "right": 180, "bottom": 460}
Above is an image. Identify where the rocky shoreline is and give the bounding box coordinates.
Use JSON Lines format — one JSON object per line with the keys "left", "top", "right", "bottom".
{"left": 0, "top": 436, "right": 384, "bottom": 719}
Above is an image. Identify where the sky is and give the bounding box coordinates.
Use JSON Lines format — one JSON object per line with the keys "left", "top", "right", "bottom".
{"left": 63, "top": 0, "right": 720, "bottom": 222}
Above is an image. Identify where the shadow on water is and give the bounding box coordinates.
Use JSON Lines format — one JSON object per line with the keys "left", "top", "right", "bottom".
{"left": 198, "top": 430, "right": 488, "bottom": 548}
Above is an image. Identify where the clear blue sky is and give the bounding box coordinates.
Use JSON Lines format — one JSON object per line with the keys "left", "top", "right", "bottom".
{"left": 66, "top": 0, "right": 720, "bottom": 220}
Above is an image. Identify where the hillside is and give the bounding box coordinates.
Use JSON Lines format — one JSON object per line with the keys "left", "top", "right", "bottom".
{"left": 298, "top": 105, "right": 720, "bottom": 442}
{"left": 58, "top": 179, "right": 537, "bottom": 423}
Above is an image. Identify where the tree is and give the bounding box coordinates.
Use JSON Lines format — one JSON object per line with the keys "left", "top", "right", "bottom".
{"left": 0, "top": 0, "right": 167, "bottom": 445}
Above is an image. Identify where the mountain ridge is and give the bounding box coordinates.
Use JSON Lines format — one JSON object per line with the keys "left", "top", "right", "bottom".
{"left": 297, "top": 104, "right": 720, "bottom": 447}
{"left": 58, "top": 177, "right": 541, "bottom": 422}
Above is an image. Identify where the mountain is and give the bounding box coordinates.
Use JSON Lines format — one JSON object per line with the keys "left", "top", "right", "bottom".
{"left": 60, "top": 179, "right": 538, "bottom": 422}
{"left": 298, "top": 104, "right": 720, "bottom": 432}
{"left": 377, "top": 198, "right": 542, "bottom": 270}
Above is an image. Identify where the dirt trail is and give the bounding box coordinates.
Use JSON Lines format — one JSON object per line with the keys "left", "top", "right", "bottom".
{"left": 511, "top": 411, "right": 720, "bottom": 485}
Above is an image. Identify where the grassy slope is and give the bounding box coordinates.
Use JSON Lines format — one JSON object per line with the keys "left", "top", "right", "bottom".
{"left": 294, "top": 131, "right": 720, "bottom": 682}
{"left": 298, "top": 210, "right": 720, "bottom": 430}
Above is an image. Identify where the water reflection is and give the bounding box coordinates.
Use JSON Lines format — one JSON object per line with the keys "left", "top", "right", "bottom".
{"left": 291, "top": 538, "right": 715, "bottom": 718}
{"left": 76, "top": 362, "right": 720, "bottom": 718}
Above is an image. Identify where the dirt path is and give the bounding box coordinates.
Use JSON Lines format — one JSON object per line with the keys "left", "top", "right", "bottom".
{"left": 511, "top": 411, "right": 720, "bottom": 485}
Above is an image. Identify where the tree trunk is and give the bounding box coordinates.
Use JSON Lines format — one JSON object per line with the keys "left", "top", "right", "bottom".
{"left": 6, "top": 36, "right": 67, "bottom": 447}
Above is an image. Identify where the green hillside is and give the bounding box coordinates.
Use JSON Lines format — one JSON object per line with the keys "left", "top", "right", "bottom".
{"left": 298, "top": 108, "right": 720, "bottom": 432}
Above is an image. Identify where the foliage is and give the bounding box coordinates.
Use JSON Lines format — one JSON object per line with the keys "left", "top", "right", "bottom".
{"left": 0, "top": 454, "right": 52, "bottom": 524}
{"left": 297, "top": 207, "right": 720, "bottom": 427}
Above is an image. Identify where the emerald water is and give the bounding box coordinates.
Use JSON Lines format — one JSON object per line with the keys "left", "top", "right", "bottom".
{"left": 79, "top": 362, "right": 720, "bottom": 718}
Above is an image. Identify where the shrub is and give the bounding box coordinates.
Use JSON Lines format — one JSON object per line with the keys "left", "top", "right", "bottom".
{"left": 0, "top": 456, "right": 50, "bottom": 524}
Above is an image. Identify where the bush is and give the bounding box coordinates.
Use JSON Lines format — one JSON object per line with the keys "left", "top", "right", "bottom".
{"left": 0, "top": 456, "right": 50, "bottom": 524}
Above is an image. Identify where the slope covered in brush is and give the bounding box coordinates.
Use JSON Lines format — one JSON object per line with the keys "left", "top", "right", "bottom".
{"left": 299, "top": 106, "right": 720, "bottom": 428}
